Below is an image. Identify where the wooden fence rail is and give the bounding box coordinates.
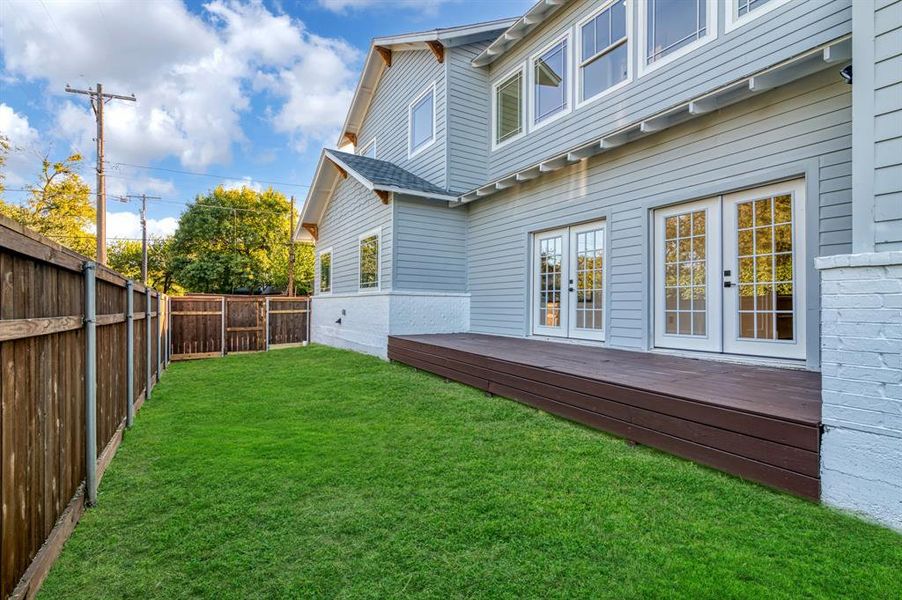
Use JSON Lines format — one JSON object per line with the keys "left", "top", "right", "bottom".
{"left": 171, "top": 295, "right": 309, "bottom": 360}
{"left": 0, "top": 215, "right": 169, "bottom": 599}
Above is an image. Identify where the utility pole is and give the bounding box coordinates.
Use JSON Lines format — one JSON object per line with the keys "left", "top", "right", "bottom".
{"left": 119, "top": 194, "right": 161, "bottom": 284}
{"left": 65, "top": 83, "right": 136, "bottom": 264}
{"left": 288, "top": 195, "right": 296, "bottom": 297}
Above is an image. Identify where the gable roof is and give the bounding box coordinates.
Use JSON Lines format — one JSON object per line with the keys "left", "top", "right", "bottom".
{"left": 295, "top": 150, "right": 459, "bottom": 241}
{"left": 337, "top": 18, "right": 516, "bottom": 148}
{"left": 472, "top": 0, "right": 572, "bottom": 67}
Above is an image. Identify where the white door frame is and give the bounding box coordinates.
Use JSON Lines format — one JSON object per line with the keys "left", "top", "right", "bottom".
{"left": 652, "top": 179, "right": 806, "bottom": 360}
{"left": 722, "top": 179, "right": 806, "bottom": 359}
{"left": 567, "top": 220, "right": 607, "bottom": 341}
{"left": 531, "top": 220, "right": 607, "bottom": 340}
{"left": 653, "top": 197, "right": 723, "bottom": 352}
{"left": 532, "top": 226, "right": 569, "bottom": 337}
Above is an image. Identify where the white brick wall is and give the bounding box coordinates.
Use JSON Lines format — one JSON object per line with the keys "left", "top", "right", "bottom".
{"left": 816, "top": 251, "right": 902, "bottom": 531}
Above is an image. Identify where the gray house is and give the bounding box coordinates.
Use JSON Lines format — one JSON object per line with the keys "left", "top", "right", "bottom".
{"left": 297, "top": 0, "right": 901, "bottom": 529}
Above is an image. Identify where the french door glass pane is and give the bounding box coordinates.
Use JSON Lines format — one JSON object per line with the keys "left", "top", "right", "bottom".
{"left": 539, "top": 236, "right": 563, "bottom": 327}
{"left": 663, "top": 209, "right": 707, "bottom": 336}
{"left": 574, "top": 228, "right": 604, "bottom": 332}
{"left": 736, "top": 193, "right": 794, "bottom": 341}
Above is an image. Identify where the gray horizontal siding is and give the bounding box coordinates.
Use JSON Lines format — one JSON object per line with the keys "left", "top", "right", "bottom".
{"left": 482, "top": 0, "right": 852, "bottom": 182}
{"left": 467, "top": 69, "right": 851, "bottom": 350}
{"left": 873, "top": 0, "right": 902, "bottom": 250}
{"left": 393, "top": 196, "right": 467, "bottom": 292}
{"left": 356, "top": 48, "right": 447, "bottom": 189}
{"left": 315, "top": 177, "right": 393, "bottom": 294}
{"left": 447, "top": 42, "right": 491, "bottom": 193}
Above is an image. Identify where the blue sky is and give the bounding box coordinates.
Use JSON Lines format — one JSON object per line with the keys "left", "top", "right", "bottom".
{"left": 0, "top": 0, "right": 530, "bottom": 240}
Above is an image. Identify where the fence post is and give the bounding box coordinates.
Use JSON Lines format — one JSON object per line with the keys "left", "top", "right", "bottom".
{"left": 221, "top": 296, "right": 226, "bottom": 356}
{"left": 157, "top": 294, "right": 162, "bottom": 376}
{"left": 167, "top": 296, "right": 172, "bottom": 366}
{"left": 305, "top": 297, "right": 310, "bottom": 346}
{"left": 83, "top": 261, "right": 98, "bottom": 506}
{"left": 126, "top": 281, "right": 135, "bottom": 428}
{"left": 265, "top": 297, "right": 270, "bottom": 351}
{"left": 146, "top": 288, "right": 152, "bottom": 400}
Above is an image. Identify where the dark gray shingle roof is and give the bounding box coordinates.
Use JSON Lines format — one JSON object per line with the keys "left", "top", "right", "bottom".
{"left": 328, "top": 150, "right": 455, "bottom": 197}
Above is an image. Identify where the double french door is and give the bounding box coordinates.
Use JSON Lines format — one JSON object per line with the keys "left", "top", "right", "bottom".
{"left": 532, "top": 220, "right": 606, "bottom": 340}
{"left": 653, "top": 179, "right": 806, "bottom": 360}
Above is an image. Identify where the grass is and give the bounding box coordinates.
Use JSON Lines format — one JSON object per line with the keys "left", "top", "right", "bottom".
{"left": 40, "top": 346, "right": 901, "bottom": 599}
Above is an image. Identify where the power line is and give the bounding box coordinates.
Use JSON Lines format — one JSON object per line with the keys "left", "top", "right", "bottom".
{"left": 106, "top": 161, "right": 311, "bottom": 188}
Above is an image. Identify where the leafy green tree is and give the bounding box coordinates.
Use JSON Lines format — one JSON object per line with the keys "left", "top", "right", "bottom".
{"left": 0, "top": 135, "right": 9, "bottom": 198}
{"left": 170, "top": 185, "right": 312, "bottom": 294}
{"left": 0, "top": 152, "right": 95, "bottom": 257}
{"left": 108, "top": 237, "right": 183, "bottom": 294}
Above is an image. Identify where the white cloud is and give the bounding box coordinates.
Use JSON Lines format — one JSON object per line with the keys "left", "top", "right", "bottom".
{"left": 0, "top": 103, "right": 42, "bottom": 187}
{"left": 107, "top": 211, "right": 179, "bottom": 240}
{"left": 1, "top": 0, "right": 360, "bottom": 169}
{"left": 317, "top": 0, "right": 455, "bottom": 14}
{"left": 221, "top": 177, "right": 264, "bottom": 192}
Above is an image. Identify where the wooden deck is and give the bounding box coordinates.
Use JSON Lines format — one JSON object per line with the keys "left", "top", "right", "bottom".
{"left": 388, "top": 334, "right": 822, "bottom": 500}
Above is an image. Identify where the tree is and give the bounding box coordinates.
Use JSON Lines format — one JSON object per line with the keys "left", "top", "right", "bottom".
{"left": 0, "top": 152, "right": 95, "bottom": 257}
{"left": 107, "top": 237, "right": 183, "bottom": 294}
{"left": 0, "top": 135, "right": 9, "bottom": 198}
{"left": 169, "top": 185, "right": 312, "bottom": 294}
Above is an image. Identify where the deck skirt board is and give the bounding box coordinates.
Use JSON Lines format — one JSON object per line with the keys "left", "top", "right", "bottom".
{"left": 388, "top": 333, "right": 822, "bottom": 500}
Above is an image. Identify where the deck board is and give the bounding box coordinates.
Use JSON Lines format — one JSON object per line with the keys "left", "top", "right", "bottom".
{"left": 388, "top": 333, "right": 822, "bottom": 499}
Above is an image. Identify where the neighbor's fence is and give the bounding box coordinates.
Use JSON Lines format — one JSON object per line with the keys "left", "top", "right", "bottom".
{"left": 170, "top": 295, "right": 309, "bottom": 360}
{"left": 0, "top": 214, "right": 170, "bottom": 600}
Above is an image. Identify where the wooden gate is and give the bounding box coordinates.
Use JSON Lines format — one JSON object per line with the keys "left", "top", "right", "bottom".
{"left": 225, "top": 297, "right": 265, "bottom": 353}
{"left": 170, "top": 295, "right": 310, "bottom": 360}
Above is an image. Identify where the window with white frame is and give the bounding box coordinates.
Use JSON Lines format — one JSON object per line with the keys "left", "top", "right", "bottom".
{"left": 318, "top": 249, "right": 332, "bottom": 294}
{"left": 493, "top": 66, "right": 525, "bottom": 146}
{"left": 358, "top": 139, "right": 376, "bottom": 159}
{"left": 737, "top": 0, "right": 773, "bottom": 18}
{"left": 358, "top": 230, "right": 379, "bottom": 290}
{"left": 409, "top": 84, "right": 435, "bottom": 156}
{"left": 532, "top": 35, "right": 569, "bottom": 125}
{"left": 645, "top": 0, "right": 711, "bottom": 66}
{"left": 579, "top": 0, "right": 629, "bottom": 103}
{"left": 726, "top": 0, "right": 791, "bottom": 32}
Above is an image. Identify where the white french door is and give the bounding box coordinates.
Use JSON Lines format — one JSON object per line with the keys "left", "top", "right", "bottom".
{"left": 532, "top": 220, "right": 606, "bottom": 341}
{"left": 654, "top": 179, "right": 806, "bottom": 360}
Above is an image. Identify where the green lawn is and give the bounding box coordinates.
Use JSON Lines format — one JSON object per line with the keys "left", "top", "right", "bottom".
{"left": 40, "top": 346, "right": 901, "bottom": 599}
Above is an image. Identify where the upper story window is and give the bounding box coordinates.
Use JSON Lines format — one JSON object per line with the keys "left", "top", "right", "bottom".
{"left": 318, "top": 248, "right": 332, "bottom": 294}
{"left": 358, "top": 229, "right": 380, "bottom": 291}
{"left": 578, "top": 0, "right": 630, "bottom": 104}
{"left": 408, "top": 83, "right": 436, "bottom": 158}
{"left": 531, "top": 34, "right": 570, "bottom": 127}
{"left": 493, "top": 65, "right": 525, "bottom": 148}
{"left": 358, "top": 139, "right": 376, "bottom": 159}
{"left": 643, "top": 0, "right": 716, "bottom": 72}
{"left": 726, "top": 0, "right": 791, "bottom": 32}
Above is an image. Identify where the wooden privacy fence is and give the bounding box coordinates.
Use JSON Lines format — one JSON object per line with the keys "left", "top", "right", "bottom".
{"left": 170, "top": 295, "right": 309, "bottom": 360}
{"left": 0, "top": 215, "right": 170, "bottom": 600}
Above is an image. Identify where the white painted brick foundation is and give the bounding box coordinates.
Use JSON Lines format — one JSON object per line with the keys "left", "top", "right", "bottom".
{"left": 311, "top": 292, "right": 469, "bottom": 359}
{"left": 815, "top": 251, "right": 902, "bottom": 531}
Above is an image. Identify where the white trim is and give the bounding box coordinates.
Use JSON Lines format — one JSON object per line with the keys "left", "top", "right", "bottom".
{"left": 358, "top": 227, "right": 382, "bottom": 292}
{"left": 650, "top": 348, "right": 808, "bottom": 370}
{"left": 575, "top": 0, "right": 634, "bottom": 109}
{"left": 637, "top": 0, "right": 718, "bottom": 77}
{"left": 407, "top": 81, "right": 437, "bottom": 159}
{"left": 725, "top": 0, "right": 794, "bottom": 34}
{"left": 528, "top": 29, "right": 573, "bottom": 131}
{"left": 491, "top": 61, "right": 528, "bottom": 151}
{"left": 318, "top": 290, "right": 470, "bottom": 299}
{"left": 358, "top": 138, "right": 376, "bottom": 159}
{"left": 317, "top": 247, "right": 333, "bottom": 296}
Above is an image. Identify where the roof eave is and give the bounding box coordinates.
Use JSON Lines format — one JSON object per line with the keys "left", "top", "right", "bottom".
{"left": 472, "top": 0, "right": 570, "bottom": 68}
